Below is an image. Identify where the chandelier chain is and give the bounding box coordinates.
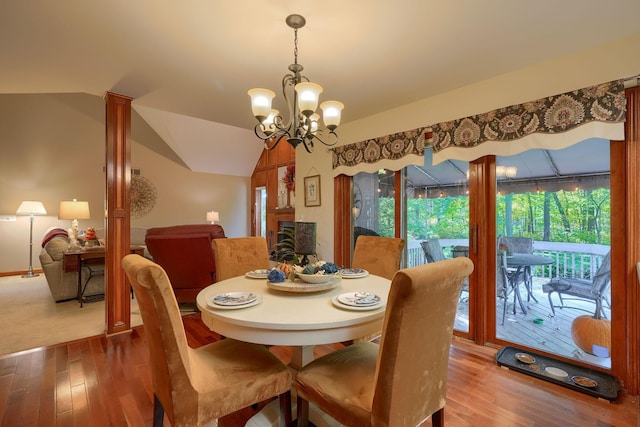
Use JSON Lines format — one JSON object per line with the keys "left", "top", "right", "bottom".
{"left": 293, "top": 28, "right": 299, "bottom": 66}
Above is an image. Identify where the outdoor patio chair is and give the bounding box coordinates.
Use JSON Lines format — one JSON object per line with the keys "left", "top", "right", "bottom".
{"left": 497, "top": 236, "right": 534, "bottom": 254}
{"left": 422, "top": 238, "right": 469, "bottom": 302}
{"left": 542, "top": 251, "right": 611, "bottom": 318}
{"left": 421, "top": 238, "right": 446, "bottom": 263}
{"left": 497, "top": 252, "right": 527, "bottom": 325}
{"left": 498, "top": 236, "right": 535, "bottom": 301}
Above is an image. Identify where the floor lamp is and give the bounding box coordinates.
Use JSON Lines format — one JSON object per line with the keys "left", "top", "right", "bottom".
{"left": 16, "top": 201, "right": 47, "bottom": 278}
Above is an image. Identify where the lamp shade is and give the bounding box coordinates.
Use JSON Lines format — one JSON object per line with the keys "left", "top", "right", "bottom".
{"left": 248, "top": 88, "right": 276, "bottom": 120}
{"left": 320, "top": 100, "right": 344, "bottom": 129}
{"left": 295, "top": 82, "right": 323, "bottom": 115}
{"left": 206, "top": 211, "right": 219, "bottom": 223}
{"left": 295, "top": 222, "right": 317, "bottom": 255}
{"left": 58, "top": 199, "right": 90, "bottom": 220}
{"left": 16, "top": 201, "right": 47, "bottom": 216}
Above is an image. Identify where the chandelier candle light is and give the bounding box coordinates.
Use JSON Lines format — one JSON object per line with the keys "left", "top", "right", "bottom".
{"left": 248, "top": 14, "right": 344, "bottom": 153}
{"left": 16, "top": 200, "right": 47, "bottom": 278}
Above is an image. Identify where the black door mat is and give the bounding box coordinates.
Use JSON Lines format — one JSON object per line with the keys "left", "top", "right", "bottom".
{"left": 496, "top": 346, "right": 620, "bottom": 401}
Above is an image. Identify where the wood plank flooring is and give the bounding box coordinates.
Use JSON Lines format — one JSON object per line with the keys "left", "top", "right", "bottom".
{"left": 0, "top": 313, "right": 637, "bottom": 426}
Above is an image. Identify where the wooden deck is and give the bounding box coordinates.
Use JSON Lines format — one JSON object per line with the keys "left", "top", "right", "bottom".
{"left": 454, "top": 278, "right": 611, "bottom": 369}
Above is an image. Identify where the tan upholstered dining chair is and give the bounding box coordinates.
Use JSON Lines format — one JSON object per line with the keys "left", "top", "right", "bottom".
{"left": 350, "top": 235, "right": 406, "bottom": 343}
{"left": 212, "top": 236, "right": 270, "bottom": 281}
{"left": 294, "top": 257, "right": 474, "bottom": 427}
{"left": 122, "top": 254, "right": 292, "bottom": 427}
{"left": 352, "top": 235, "right": 406, "bottom": 280}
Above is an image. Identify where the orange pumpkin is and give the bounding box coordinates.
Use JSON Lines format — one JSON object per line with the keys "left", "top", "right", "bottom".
{"left": 571, "top": 315, "right": 611, "bottom": 356}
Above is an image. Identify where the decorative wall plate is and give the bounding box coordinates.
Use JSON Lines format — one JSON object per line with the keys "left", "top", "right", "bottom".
{"left": 131, "top": 175, "right": 157, "bottom": 218}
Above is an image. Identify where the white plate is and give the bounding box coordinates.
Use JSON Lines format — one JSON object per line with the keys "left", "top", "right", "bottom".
{"left": 246, "top": 269, "right": 269, "bottom": 279}
{"left": 331, "top": 296, "right": 383, "bottom": 311}
{"left": 337, "top": 291, "right": 381, "bottom": 306}
{"left": 340, "top": 268, "right": 369, "bottom": 279}
{"left": 207, "top": 293, "right": 263, "bottom": 310}
{"left": 210, "top": 291, "right": 258, "bottom": 306}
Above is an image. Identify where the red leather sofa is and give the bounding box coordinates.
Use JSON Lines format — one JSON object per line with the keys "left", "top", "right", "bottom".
{"left": 145, "top": 224, "right": 226, "bottom": 303}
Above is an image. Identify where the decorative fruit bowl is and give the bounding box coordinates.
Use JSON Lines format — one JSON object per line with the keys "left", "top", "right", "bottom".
{"left": 297, "top": 273, "right": 339, "bottom": 284}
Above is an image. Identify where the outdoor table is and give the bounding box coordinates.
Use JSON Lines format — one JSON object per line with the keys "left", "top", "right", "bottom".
{"left": 506, "top": 253, "right": 554, "bottom": 314}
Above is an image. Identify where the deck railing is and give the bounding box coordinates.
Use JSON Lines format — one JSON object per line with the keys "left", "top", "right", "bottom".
{"left": 406, "top": 239, "right": 609, "bottom": 280}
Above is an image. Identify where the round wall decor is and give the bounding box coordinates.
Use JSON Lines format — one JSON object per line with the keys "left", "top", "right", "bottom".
{"left": 131, "top": 175, "right": 157, "bottom": 218}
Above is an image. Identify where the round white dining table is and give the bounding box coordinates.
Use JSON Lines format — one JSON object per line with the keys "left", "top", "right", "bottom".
{"left": 196, "top": 273, "right": 391, "bottom": 369}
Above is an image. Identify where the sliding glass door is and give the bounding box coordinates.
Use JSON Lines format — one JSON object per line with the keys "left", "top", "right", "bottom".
{"left": 494, "top": 139, "right": 611, "bottom": 369}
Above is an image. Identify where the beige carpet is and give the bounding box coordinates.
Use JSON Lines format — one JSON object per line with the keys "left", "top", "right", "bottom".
{"left": 0, "top": 274, "right": 143, "bottom": 356}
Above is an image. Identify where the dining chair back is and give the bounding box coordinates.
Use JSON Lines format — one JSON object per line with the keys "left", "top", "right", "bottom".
{"left": 542, "top": 251, "right": 611, "bottom": 318}
{"left": 352, "top": 235, "right": 405, "bottom": 280}
{"left": 294, "top": 257, "right": 474, "bottom": 427}
{"left": 122, "top": 254, "right": 292, "bottom": 427}
{"left": 212, "top": 237, "right": 270, "bottom": 282}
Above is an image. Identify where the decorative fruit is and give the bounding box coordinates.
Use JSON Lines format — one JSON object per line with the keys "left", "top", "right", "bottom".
{"left": 320, "top": 262, "right": 339, "bottom": 274}
{"left": 571, "top": 315, "right": 611, "bottom": 356}
{"left": 85, "top": 227, "right": 96, "bottom": 240}
{"left": 267, "top": 269, "right": 286, "bottom": 283}
{"left": 277, "top": 263, "right": 294, "bottom": 276}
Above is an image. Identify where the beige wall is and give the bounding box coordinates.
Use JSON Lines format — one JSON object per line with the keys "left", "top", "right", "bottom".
{"left": 0, "top": 93, "right": 250, "bottom": 273}
{"left": 295, "top": 32, "right": 640, "bottom": 262}
{"left": 3, "top": 33, "right": 639, "bottom": 272}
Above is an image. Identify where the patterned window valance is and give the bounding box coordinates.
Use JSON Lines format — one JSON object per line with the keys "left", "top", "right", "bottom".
{"left": 431, "top": 79, "right": 626, "bottom": 164}
{"left": 331, "top": 127, "right": 426, "bottom": 177}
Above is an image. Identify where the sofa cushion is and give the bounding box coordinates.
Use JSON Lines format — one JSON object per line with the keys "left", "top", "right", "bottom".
{"left": 41, "top": 228, "right": 68, "bottom": 248}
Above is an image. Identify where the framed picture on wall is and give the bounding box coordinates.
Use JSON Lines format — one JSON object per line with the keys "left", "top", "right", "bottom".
{"left": 304, "top": 175, "right": 321, "bottom": 207}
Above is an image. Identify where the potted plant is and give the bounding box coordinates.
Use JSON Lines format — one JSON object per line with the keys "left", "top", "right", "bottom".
{"left": 273, "top": 227, "right": 298, "bottom": 264}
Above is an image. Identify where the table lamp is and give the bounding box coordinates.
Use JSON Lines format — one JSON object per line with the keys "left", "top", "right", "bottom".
{"left": 16, "top": 200, "right": 47, "bottom": 278}
{"left": 206, "top": 211, "right": 219, "bottom": 224}
{"left": 295, "top": 221, "right": 317, "bottom": 266}
{"left": 58, "top": 199, "right": 90, "bottom": 249}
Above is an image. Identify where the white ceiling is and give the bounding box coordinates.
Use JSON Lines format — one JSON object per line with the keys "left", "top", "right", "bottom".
{"left": 2, "top": 1, "right": 639, "bottom": 176}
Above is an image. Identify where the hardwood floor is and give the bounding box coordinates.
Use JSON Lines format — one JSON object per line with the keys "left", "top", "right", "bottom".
{"left": 0, "top": 313, "right": 637, "bottom": 426}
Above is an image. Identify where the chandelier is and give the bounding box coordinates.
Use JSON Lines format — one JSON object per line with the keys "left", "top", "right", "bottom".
{"left": 248, "top": 14, "right": 344, "bottom": 153}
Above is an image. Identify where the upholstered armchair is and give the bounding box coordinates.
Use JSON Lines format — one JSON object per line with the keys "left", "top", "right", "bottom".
{"left": 145, "top": 224, "right": 226, "bottom": 303}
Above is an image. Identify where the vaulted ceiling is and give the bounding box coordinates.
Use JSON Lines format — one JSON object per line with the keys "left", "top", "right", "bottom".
{"left": 2, "top": 1, "right": 639, "bottom": 176}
